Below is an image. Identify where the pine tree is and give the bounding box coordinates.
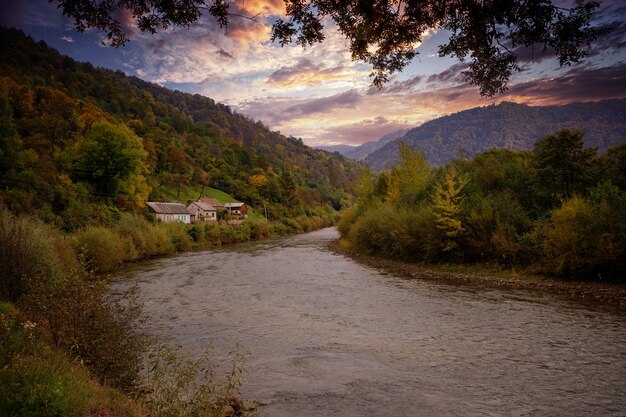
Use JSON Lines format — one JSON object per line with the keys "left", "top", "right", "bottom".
{"left": 432, "top": 166, "right": 468, "bottom": 252}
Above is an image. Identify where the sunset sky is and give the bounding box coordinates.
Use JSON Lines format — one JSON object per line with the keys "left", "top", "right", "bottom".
{"left": 3, "top": 0, "right": 626, "bottom": 146}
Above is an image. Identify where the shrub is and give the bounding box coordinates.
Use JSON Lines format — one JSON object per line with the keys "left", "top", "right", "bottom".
{"left": 0, "top": 208, "right": 76, "bottom": 302}
{"left": 23, "top": 277, "right": 147, "bottom": 392}
{"left": 143, "top": 344, "right": 260, "bottom": 417}
{"left": 0, "top": 304, "right": 145, "bottom": 417}
{"left": 163, "top": 222, "right": 193, "bottom": 252}
{"left": 542, "top": 186, "right": 626, "bottom": 278}
{"left": 74, "top": 225, "right": 126, "bottom": 272}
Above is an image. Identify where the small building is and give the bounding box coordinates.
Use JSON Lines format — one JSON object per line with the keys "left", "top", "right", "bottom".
{"left": 187, "top": 201, "right": 217, "bottom": 223}
{"left": 224, "top": 202, "right": 247, "bottom": 217}
{"left": 200, "top": 197, "right": 225, "bottom": 211}
{"left": 146, "top": 202, "right": 191, "bottom": 224}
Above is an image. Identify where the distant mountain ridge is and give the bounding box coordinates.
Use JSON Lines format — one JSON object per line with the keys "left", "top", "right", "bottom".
{"left": 363, "top": 100, "right": 626, "bottom": 171}
{"left": 318, "top": 128, "right": 409, "bottom": 160}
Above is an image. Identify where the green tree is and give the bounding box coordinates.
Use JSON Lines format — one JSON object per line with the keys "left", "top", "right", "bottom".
{"left": 432, "top": 166, "right": 468, "bottom": 252}
{"left": 533, "top": 129, "right": 597, "bottom": 207}
{"left": 386, "top": 143, "right": 430, "bottom": 206}
{"left": 73, "top": 120, "right": 147, "bottom": 198}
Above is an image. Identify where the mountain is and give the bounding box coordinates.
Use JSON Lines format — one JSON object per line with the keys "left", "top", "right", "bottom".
{"left": 0, "top": 28, "right": 366, "bottom": 228}
{"left": 318, "top": 128, "right": 409, "bottom": 160}
{"left": 364, "top": 100, "right": 626, "bottom": 171}
{"left": 317, "top": 144, "right": 357, "bottom": 156}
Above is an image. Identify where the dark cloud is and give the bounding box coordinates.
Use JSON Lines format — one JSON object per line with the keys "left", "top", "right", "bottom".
{"left": 367, "top": 74, "right": 423, "bottom": 95}
{"left": 284, "top": 90, "right": 362, "bottom": 118}
{"left": 589, "top": 20, "right": 626, "bottom": 56}
{"left": 237, "top": 90, "right": 363, "bottom": 126}
{"left": 0, "top": 0, "right": 24, "bottom": 27}
{"left": 216, "top": 48, "right": 234, "bottom": 59}
{"left": 427, "top": 62, "right": 470, "bottom": 84}
{"left": 266, "top": 59, "right": 319, "bottom": 84}
{"left": 321, "top": 117, "right": 413, "bottom": 145}
{"left": 505, "top": 63, "right": 626, "bottom": 103}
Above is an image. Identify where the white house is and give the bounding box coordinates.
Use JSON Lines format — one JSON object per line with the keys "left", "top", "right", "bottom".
{"left": 187, "top": 201, "right": 217, "bottom": 223}
{"left": 146, "top": 202, "right": 191, "bottom": 224}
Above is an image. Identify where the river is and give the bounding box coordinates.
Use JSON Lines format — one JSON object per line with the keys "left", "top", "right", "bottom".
{"left": 115, "top": 228, "right": 626, "bottom": 417}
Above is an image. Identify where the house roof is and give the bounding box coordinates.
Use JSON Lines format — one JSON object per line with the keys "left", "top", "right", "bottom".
{"left": 189, "top": 201, "right": 216, "bottom": 211}
{"left": 146, "top": 202, "right": 189, "bottom": 215}
{"left": 200, "top": 197, "right": 224, "bottom": 208}
{"left": 224, "top": 202, "right": 245, "bottom": 208}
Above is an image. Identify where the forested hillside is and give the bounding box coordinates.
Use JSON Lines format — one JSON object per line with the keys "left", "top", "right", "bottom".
{"left": 365, "top": 100, "right": 626, "bottom": 170}
{"left": 0, "top": 28, "right": 366, "bottom": 230}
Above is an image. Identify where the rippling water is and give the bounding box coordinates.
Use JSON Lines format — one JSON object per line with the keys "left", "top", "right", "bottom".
{"left": 115, "top": 228, "right": 626, "bottom": 417}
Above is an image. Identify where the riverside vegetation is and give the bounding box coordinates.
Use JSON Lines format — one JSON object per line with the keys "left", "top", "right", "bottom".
{"left": 339, "top": 130, "right": 626, "bottom": 282}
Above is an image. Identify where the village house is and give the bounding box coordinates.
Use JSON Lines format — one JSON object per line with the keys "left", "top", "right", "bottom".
{"left": 146, "top": 202, "right": 191, "bottom": 224}
{"left": 199, "top": 197, "right": 225, "bottom": 211}
{"left": 187, "top": 200, "right": 217, "bottom": 223}
{"left": 224, "top": 202, "right": 247, "bottom": 217}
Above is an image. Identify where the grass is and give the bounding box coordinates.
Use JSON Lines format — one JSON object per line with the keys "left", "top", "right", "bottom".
{"left": 156, "top": 184, "right": 238, "bottom": 204}
{"left": 0, "top": 302, "right": 145, "bottom": 417}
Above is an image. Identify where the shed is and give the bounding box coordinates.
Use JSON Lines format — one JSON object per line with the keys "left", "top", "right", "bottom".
{"left": 224, "top": 202, "right": 247, "bottom": 216}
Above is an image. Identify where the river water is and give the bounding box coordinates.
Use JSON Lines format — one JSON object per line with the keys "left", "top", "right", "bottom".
{"left": 115, "top": 228, "right": 626, "bottom": 417}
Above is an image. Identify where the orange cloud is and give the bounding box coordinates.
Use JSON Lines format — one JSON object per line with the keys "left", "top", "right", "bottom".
{"left": 235, "top": 0, "right": 286, "bottom": 16}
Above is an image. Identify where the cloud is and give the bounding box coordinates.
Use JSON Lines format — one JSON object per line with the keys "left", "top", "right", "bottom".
{"left": 318, "top": 117, "right": 414, "bottom": 145}
{"left": 367, "top": 74, "right": 423, "bottom": 95}
{"left": 61, "top": 36, "right": 74, "bottom": 43}
{"left": 0, "top": 0, "right": 24, "bottom": 28}
{"left": 265, "top": 58, "right": 364, "bottom": 87}
{"left": 426, "top": 62, "right": 470, "bottom": 85}
{"left": 503, "top": 63, "right": 626, "bottom": 104}
{"left": 235, "top": 0, "right": 285, "bottom": 16}
{"left": 238, "top": 89, "right": 363, "bottom": 126}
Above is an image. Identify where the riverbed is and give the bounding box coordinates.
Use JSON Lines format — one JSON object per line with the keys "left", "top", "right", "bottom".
{"left": 115, "top": 228, "right": 626, "bottom": 417}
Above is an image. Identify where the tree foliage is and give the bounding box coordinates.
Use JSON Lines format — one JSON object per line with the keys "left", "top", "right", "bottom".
{"left": 51, "top": 0, "right": 605, "bottom": 96}
{"left": 340, "top": 132, "right": 626, "bottom": 280}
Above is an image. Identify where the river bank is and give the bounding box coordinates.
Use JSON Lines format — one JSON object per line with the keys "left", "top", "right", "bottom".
{"left": 330, "top": 240, "right": 626, "bottom": 308}
{"left": 117, "top": 227, "right": 626, "bottom": 417}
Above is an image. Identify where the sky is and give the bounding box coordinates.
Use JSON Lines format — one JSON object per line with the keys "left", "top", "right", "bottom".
{"left": 2, "top": 0, "right": 626, "bottom": 147}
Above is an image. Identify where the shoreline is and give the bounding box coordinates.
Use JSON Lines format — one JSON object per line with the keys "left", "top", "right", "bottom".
{"left": 329, "top": 240, "right": 626, "bottom": 309}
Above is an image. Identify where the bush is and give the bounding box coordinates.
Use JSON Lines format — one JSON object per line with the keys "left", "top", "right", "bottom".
{"left": 144, "top": 344, "right": 260, "bottom": 417}
{"left": 0, "top": 208, "right": 76, "bottom": 302}
{"left": 22, "top": 275, "right": 147, "bottom": 392}
{"left": 542, "top": 186, "right": 626, "bottom": 278}
{"left": 0, "top": 304, "right": 144, "bottom": 417}
{"left": 74, "top": 226, "right": 126, "bottom": 272}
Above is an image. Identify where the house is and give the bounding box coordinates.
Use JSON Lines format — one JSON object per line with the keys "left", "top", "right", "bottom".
{"left": 199, "top": 197, "right": 225, "bottom": 211}
{"left": 146, "top": 202, "right": 191, "bottom": 224}
{"left": 187, "top": 201, "right": 217, "bottom": 223}
{"left": 224, "top": 202, "right": 247, "bottom": 217}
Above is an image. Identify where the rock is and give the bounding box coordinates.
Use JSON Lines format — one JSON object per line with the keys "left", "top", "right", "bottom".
{"left": 220, "top": 405, "right": 235, "bottom": 417}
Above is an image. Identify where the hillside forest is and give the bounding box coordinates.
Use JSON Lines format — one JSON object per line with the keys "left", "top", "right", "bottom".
{"left": 0, "top": 28, "right": 365, "bottom": 233}
{"left": 340, "top": 133, "right": 626, "bottom": 280}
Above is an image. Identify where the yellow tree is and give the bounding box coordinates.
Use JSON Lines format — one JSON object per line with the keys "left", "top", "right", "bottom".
{"left": 432, "top": 166, "right": 468, "bottom": 252}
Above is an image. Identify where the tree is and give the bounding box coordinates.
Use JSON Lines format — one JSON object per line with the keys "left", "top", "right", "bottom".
{"left": 52, "top": 0, "right": 604, "bottom": 96}
{"left": 73, "top": 120, "right": 147, "bottom": 197}
{"left": 431, "top": 166, "right": 468, "bottom": 252}
{"left": 533, "top": 129, "right": 596, "bottom": 206}
{"left": 386, "top": 142, "right": 430, "bottom": 205}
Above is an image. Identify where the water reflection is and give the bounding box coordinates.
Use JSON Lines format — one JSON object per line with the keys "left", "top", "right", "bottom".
{"left": 115, "top": 228, "right": 626, "bottom": 417}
